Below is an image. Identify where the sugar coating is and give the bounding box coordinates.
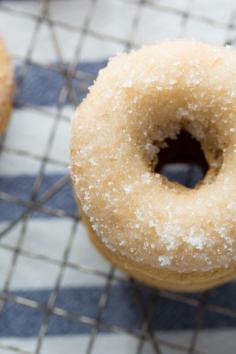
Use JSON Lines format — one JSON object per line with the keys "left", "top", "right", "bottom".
{"left": 159, "top": 255, "right": 172, "bottom": 267}
{"left": 0, "top": 37, "right": 13, "bottom": 133}
{"left": 71, "top": 40, "right": 236, "bottom": 275}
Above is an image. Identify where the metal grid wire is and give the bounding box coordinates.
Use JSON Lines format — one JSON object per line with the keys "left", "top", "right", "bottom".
{"left": 0, "top": 0, "right": 236, "bottom": 353}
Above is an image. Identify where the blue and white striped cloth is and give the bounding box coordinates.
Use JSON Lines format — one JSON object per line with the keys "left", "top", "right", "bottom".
{"left": 1, "top": 1, "right": 236, "bottom": 353}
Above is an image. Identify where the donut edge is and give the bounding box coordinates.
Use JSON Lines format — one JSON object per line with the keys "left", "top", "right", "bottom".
{"left": 78, "top": 205, "right": 236, "bottom": 292}
{"left": 0, "top": 37, "right": 14, "bottom": 134}
{"left": 0, "top": 99, "right": 13, "bottom": 134}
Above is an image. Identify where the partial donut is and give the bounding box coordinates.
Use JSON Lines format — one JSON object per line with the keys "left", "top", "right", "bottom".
{"left": 0, "top": 37, "right": 13, "bottom": 133}
{"left": 71, "top": 40, "right": 236, "bottom": 291}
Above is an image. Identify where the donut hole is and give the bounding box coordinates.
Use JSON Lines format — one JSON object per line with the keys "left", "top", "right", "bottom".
{"left": 155, "top": 129, "right": 209, "bottom": 188}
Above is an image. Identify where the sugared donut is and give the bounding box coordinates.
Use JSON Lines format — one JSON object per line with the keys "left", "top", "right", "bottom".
{"left": 0, "top": 37, "right": 13, "bottom": 133}
{"left": 71, "top": 40, "right": 236, "bottom": 291}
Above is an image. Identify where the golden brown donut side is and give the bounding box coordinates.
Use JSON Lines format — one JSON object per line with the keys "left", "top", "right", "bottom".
{"left": 80, "top": 206, "right": 236, "bottom": 292}
{"left": 0, "top": 37, "right": 13, "bottom": 133}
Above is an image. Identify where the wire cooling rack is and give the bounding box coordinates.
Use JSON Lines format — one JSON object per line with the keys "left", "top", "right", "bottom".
{"left": 1, "top": 0, "right": 236, "bottom": 353}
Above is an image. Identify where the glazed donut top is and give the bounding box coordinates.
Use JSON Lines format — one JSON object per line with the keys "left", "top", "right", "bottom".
{"left": 0, "top": 37, "right": 13, "bottom": 133}
{"left": 71, "top": 40, "right": 236, "bottom": 273}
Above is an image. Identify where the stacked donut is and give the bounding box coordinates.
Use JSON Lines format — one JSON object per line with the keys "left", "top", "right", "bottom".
{"left": 71, "top": 40, "right": 236, "bottom": 291}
